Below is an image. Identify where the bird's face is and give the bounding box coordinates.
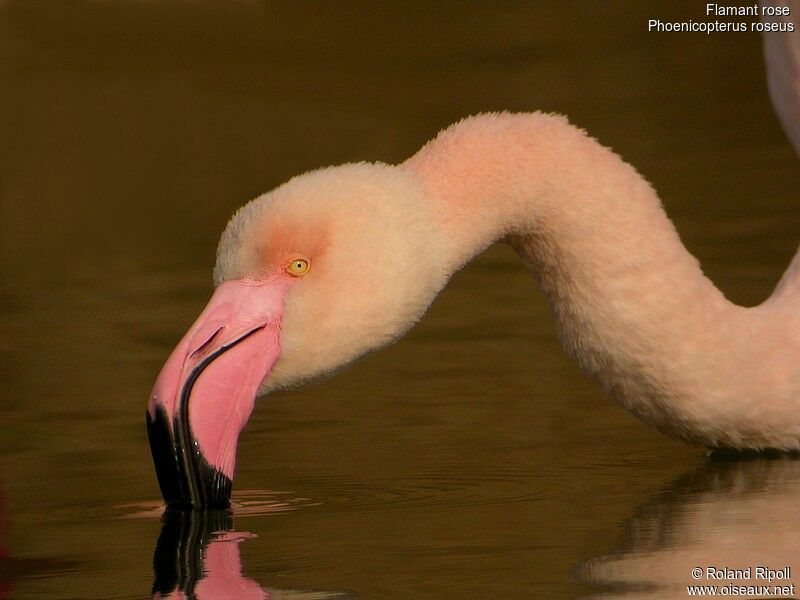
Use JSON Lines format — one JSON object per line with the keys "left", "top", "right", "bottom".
{"left": 147, "top": 162, "right": 449, "bottom": 508}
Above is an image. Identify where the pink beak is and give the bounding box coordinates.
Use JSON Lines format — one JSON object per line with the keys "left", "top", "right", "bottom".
{"left": 147, "top": 278, "right": 290, "bottom": 509}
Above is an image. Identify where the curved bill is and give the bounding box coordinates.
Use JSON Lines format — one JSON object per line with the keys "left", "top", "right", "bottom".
{"left": 146, "top": 279, "right": 288, "bottom": 509}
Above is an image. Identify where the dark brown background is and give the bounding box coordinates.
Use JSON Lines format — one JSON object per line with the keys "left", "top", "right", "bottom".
{"left": 1, "top": 2, "right": 798, "bottom": 598}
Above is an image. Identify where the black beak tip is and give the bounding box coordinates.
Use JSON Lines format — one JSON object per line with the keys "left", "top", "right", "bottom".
{"left": 147, "top": 407, "right": 232, "bottom": 510}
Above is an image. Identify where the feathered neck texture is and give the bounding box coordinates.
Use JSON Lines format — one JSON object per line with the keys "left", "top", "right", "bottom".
{"left": 404, "top": 112, "right": 800, "bottom": 449}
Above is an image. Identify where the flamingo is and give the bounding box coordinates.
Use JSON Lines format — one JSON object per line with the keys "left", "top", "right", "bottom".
{"left": 147, "top": 35, "right": 800, "bottom": 512}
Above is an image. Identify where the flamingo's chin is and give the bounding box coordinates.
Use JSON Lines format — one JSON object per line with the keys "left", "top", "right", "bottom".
{"left": 147, "top": 279, "right": 288, "bottom": 509}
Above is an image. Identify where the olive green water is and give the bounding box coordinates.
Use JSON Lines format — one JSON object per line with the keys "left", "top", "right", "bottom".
{"left": 2, "top": 2, "right": 800, "bottom": 599}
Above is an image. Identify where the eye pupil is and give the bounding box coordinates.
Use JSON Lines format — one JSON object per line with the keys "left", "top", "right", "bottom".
{"left": 287, "top": 258, "right": 309, "bottom": 276}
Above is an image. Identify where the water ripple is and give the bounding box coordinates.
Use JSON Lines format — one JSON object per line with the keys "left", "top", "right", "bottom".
{"left": 117, "top": 489, "right": 316, "bottom": 519}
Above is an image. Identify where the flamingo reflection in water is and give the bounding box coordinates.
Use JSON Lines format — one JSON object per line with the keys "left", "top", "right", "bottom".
{"left": 576, "top": 457, "right": 800, "bottom": 599}
{"left": 151, "top": 509, "right": 349, "bottom": 600}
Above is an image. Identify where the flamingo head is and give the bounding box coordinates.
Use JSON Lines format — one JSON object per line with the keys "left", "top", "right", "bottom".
{"left": 147, "top": 162, "right": 450, "bottom": 508}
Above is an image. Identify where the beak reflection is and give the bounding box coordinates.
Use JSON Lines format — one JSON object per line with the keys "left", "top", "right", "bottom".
{"left": 151, "top": 509, "right": 351, "bottom": 600}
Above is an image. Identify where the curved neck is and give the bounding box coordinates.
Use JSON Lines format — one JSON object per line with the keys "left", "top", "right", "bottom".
{"left": 405, "top": 114, "right": 722, "bottom": 297}
{"left": 402, "top": 113, "right": 798, "bottom": 448}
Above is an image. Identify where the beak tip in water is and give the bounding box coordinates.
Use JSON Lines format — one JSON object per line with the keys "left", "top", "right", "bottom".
{"left": 146, "top": 407, "right": 232, "bottom": 510}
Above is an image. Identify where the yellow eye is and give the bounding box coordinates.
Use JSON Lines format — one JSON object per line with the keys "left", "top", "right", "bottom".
{"left": 286, "top": 258, "right": 310, "bottom": 277}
